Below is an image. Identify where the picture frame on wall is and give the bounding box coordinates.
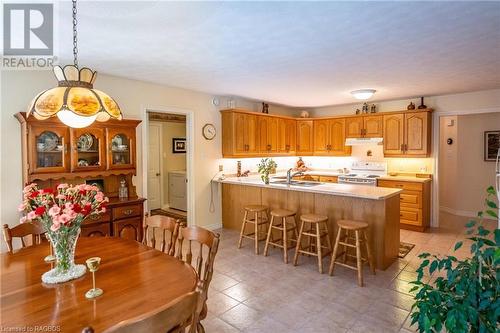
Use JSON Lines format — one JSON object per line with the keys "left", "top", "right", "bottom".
{"left": 172, "top": 138, "right": 186, "bottom": 154}
{"left": 484, "top": 130, "right": 500, "bottom": 161}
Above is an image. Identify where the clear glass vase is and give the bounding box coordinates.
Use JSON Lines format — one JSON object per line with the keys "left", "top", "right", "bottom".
{"left": 42, "top": 228, "right": 86, "bottom": 284}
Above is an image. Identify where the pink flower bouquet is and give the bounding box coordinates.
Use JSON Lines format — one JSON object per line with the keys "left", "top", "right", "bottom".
{"left": 19, "top": 183, "right": 108, "bottom": 283}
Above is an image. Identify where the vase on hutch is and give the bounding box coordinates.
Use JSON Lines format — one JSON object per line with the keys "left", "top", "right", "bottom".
{"left": 19, "top": 183, "right": 108, "bottom": 284}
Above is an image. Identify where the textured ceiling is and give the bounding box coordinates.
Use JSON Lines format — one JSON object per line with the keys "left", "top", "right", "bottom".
{"left": 55, "top": 1, "right": 500, "bottom": 107}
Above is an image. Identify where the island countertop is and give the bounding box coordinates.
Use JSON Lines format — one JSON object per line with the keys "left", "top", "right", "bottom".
{"left": 217, "top": 176, "right": 402, "bottom": 200}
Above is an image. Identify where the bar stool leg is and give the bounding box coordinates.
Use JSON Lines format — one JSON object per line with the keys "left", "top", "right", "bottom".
{"left": 293, "top": 220, "right": 305, "bottom": 266}
{"left": 263, "top": 215, "right": 274, "bottom": 257}
{"left": 238, "top": 211, "right": 248, "bottom": 249}
{"left": 324, "top": 222, "right": 333, "bottom": 253}
{"left": 316, "top": 222, "right": 323, "bottom": 273}
{"left": 342, "top": 230, "right": 349, "bottom": 264}
{"left": 355, "top": 230, "right": 363, "bottom": 287}
{"left": 329, "top": 227, "right": 342, "bottom": 276}
{"left": 364, "top": 230, "right": 375, "bottom": 274}
{"left": 283, "top": 217, "right": 288, "bottom": 264}
{"left": 254, "top": 211, "right": 259, "bottom": 255}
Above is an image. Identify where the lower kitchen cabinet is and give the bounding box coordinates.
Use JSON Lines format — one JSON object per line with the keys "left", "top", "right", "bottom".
{"left": 377, "top": 179, "right": 431, "bottom": 232}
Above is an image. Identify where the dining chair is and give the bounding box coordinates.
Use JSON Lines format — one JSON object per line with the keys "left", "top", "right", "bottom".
{"left": 176, "top": 226, "right": 220, "bottom": 333}
{"left": 2, "top": 222, "right": 45, "bottom": 252}
{"left": 142, "top": 214, "right": 183, "bottom": 255}
{"left": 103, "top": 291, "right": 199, "bottom": 333}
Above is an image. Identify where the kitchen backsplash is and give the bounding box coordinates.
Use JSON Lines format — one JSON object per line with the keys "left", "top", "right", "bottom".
{"left": 220, "top": 148, "right": 434, "bottom": 175}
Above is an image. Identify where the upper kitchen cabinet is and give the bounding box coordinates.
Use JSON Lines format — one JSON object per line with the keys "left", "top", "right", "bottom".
{"left": 16, "top": 112, "right": 141, "bottom": 182}
{"left": 363, "top": 115, "right": 384, "bottom": 137}
{"left": 383, "top": 110, "right": 432, "bottom": 157}
{"left": 345, "top": 117, "right": 364, "bottom": 138}
{"left": 346, "top": 115, "right": 383, "bottom": 138}
{"left": 277, "top": 118, "right": 296, "bottom": 154}
{"left": 296, "top": 120, "right": 314, "bottom": 155}
{"left": 313, "top": 118, "right": 350, "bottom": 156}
{"left": 258, "top": 116, "right": 279, "bottom": 154}
{"left": 221, "top": 109, "right": 260, "bottom": 157}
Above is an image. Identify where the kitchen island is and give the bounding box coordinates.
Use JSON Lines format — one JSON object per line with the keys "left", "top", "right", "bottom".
{"left": 219, "top": 176, "right": 402, "bottom": 270}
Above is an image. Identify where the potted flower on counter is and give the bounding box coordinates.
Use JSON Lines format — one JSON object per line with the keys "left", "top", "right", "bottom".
{"left": 18, "top": 183, "right": 108, "bottom": 284}
{"left": 257, "top": 158, "right": 277, "bottom": 184}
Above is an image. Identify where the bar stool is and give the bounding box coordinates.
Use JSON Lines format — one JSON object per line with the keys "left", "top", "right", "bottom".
{"left": 328, "top": 219, "right": 375, "bottom": 287}
{"left": 293, "top": 214, "right": 332, "bottom": 273}
{"left": 237, "top": 205, "right": 270, "bottom": 255}
{"left": 263, "top": 209, "right": 298, "bottom": 263}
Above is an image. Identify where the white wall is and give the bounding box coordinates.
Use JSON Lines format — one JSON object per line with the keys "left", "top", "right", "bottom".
{"left": 0, "top": 70, "right": 297, "bottom": 251}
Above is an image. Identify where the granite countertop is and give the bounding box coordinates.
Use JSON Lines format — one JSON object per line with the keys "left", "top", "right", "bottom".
{"left": 217, "top": 176, "right": 402, "bottom": 200}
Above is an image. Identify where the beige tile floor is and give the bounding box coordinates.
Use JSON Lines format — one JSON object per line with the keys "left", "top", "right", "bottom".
{"left": 201, "top": 221, "right": 476, "bottom": 333}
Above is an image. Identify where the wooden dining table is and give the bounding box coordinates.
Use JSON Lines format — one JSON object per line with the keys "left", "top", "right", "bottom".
{"left": 1, "top": 237, "right": 197, "bottom": 332}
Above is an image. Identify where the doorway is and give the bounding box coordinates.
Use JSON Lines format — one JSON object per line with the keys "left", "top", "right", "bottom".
{"left": 146, "top": 111, "right": 189, "bottom": 221}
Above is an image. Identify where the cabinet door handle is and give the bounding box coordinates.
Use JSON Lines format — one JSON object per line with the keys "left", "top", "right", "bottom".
{"left": 400, "top": 144, "right": 404, "bottom": 151}
{"left": 90, "top": 214, "right": 100, "bottom": 221}
{"left": 123, "top": 209, "right": 133, "bottom": 215}
{"left": 285, "top": 144, "right": 290, "bottom": 151}
{"left": 395, "top": 184, "right": 404, "bottom": 188}
{"left": 404, "top": 144, "right": 408, "bottom": 151}
{"left": 266, "top": 144, "right": 271, "bottom": 151}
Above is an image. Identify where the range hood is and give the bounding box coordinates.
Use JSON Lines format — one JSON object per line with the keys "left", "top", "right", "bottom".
{"left": 345, "top": 137, "right": 383, "bottom": 146}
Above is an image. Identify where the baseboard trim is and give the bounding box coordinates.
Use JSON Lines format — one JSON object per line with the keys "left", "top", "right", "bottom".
{"left": 440, "top": 206, "right": 495, "bottom": 220}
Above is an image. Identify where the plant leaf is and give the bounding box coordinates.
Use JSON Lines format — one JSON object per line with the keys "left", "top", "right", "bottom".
{"left": 454, "top": 241, "right": 463, "bottom": 251}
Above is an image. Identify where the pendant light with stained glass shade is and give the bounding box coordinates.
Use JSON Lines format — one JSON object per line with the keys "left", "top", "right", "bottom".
{"left": 27, "top": 0, "right": 122, "bottom": 128}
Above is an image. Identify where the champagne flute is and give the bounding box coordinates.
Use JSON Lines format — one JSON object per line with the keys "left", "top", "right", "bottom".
{"left": 85, "top": 257, "right": 103, "bottom": 299}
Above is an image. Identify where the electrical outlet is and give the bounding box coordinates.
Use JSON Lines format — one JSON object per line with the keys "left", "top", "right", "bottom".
{"left": 218, "top": 165, "right": 223, "bottom": 172}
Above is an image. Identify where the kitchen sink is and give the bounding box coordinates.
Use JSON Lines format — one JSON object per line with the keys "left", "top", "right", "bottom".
{"left": 270, "top": 180, "right": 321, "bottom": 187}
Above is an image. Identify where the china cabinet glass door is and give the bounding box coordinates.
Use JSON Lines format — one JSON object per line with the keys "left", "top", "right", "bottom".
{"left": 29, "top": 126, "right": 69, "bottom": 174}
{"left": 71, "top": 128, "right": 105, "bottom": 171}
{"left": 107, "top": 128, "right": 135, "bottom": 170}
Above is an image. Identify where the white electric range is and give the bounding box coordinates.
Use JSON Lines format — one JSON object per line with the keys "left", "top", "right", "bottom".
{"left": 337, "top": 161, "right": 387, "bottom": 186}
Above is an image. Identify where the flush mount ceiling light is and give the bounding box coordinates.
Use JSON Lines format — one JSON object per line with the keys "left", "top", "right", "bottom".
{"left": 350, "top": 89, "right": 376, "bottom": 100}
{"left": 27, "top": 0, "right": 122, "bottom": 128}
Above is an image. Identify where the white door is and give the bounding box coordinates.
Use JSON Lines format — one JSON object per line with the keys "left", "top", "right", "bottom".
{"left": 147, "top": 122, "right": 162, "bottom": 210}
{"left": 169, "top": 172, "right": 187, "bottom": 211}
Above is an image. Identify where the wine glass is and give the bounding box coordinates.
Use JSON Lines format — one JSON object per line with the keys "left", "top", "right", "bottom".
{"left": 85, "top": 257, "right": 103, "bottom": 299}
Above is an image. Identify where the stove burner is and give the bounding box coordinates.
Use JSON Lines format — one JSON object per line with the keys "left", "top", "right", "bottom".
{"left": 366, "top": 175, "right": 380, "bottom": 178}
{"left": 344, "top": 174, "right": 357, "bottom": 177}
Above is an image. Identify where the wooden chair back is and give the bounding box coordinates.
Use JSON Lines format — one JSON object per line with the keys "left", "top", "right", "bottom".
{"left": 176, "top": 226, "right": 220, "bottom": 292}
{"left": 103, "top": 291, "right": 199, "bottom": 333}
{"left": 3, "top": 222, "right": 45, "bottom": 253}
{"left": 142, "top": 214, "right": 182, "bottom": 255}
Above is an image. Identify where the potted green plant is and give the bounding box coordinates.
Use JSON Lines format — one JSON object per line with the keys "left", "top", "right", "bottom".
{"left": 410, "top": 186, "right": 499, "bottom": 333}
{"left": 257, "top": 158, "right": 277, "bottom": 184}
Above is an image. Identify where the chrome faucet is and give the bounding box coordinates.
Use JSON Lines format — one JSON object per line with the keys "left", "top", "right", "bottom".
{"left": 287, "top": 168, "right": 304, "bottom": 184}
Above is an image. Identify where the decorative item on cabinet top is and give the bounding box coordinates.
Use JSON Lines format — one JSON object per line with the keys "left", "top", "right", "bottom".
{"left": 15, "top": 112, "right": 141, "bottom": 183}
{"left": 220, "top": 108, "right": 433, "bottom": 158}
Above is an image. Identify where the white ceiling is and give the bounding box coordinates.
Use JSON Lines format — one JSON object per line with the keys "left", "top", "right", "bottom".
{"left": 56, "top": 1, "right": 500, "bottom": 107}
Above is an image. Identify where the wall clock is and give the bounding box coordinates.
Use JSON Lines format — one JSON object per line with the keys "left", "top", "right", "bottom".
{"left": 202, "top": 123, "right": 216, "bottom": 140}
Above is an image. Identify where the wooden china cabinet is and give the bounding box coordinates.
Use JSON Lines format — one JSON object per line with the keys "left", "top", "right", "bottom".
{"left": 16, "top": 112, "right": 145, "bottom": 241}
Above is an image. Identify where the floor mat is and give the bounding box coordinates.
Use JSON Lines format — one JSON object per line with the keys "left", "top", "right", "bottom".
{"left": 399, "top": 242, "right": 416, "bottom": 258}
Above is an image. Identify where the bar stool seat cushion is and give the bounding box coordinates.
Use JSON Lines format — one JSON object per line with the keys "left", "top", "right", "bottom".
{"left": 244, "top": 205, "right": 268, "bottom": 212}
{"left": 337, "top": 219, "right": 369, "bottom": 230}
{"left": 270, "top": 209, "right": 295, "bottom": 217}
{"left": 300, "top": 214, "right": 328, "bottom": 223}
